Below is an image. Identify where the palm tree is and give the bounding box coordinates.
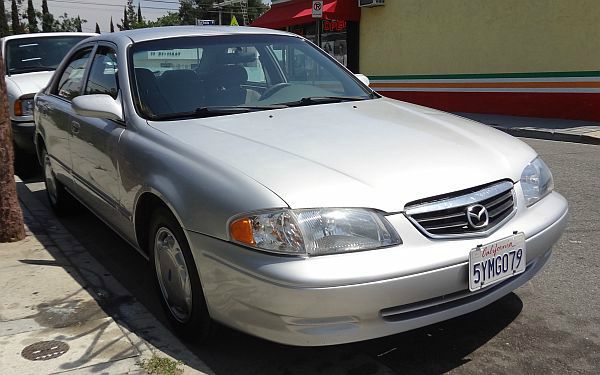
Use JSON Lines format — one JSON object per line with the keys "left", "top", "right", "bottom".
{"left": 0, "top": 51, "right": 25, "bottom": 243}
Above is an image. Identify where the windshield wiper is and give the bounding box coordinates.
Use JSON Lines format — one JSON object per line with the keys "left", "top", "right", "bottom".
{"left": 9, "top": 66, "right": 55, "bottom": 74}
{"left": 280, "top": 96, "right": 369, "bottom": 107}
{"left": 151, "top": 104, "right": 287, "bottom": 121}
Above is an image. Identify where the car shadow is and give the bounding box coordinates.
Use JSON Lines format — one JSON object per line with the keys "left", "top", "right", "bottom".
{"left": 21, "top": 182, "right": 523, "bottom": 375}
{"left": 14, "top": 149, "right": 43, "bottom": 182}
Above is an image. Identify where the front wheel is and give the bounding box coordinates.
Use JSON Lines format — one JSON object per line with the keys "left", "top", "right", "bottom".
{"left": 149, "top": 207, "right": 212, "bottom": 341}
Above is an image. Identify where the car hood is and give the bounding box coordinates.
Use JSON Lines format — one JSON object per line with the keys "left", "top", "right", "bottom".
{"left": 149, "top": 98, "right": 536, "bottom": 212}
{"left": 6, "top": 71, "right": 54, "bottom": 94}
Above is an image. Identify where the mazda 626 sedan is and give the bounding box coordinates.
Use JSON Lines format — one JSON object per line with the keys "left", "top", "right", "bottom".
{"left": 34, "top": 26, "right": 568, "bottom": 346}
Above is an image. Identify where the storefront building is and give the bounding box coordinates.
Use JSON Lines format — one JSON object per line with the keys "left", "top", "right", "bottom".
{"left": 254, "top": 0, "right": 600, "bottom": 121}
{"left": 252, "top": 0, "right": 361, "bottom": 73}
{"left": 361, "top": 0, "right": 600, "bottom": 121}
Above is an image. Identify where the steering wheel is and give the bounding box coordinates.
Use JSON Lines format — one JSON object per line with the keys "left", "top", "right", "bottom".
{"left": 259, "top": 83, "right": 292, "bottom": 100}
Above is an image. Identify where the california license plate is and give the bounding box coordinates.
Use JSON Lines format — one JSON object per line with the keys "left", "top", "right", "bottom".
{"left": 468, "top": 233, "right": 526, "bottom": 291}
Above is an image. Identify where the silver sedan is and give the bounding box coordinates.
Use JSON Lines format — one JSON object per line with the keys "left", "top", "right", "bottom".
{"left": 34, "top": 26, "right": 568, "bottom": 346}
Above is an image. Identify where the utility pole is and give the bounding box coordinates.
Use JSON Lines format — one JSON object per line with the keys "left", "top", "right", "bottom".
{"left": 212, "top": 0, "right": 248, "bottom": 26}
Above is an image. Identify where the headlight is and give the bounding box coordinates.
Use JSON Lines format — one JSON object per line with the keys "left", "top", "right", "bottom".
{"left": 520, "top": 157, "right": 554, "bottom": 206}
{"left": 229, "top": 208, "right": 401, "bottom": 256}
{"left": 14, "top": 96, "right": 35, "bottom": 116}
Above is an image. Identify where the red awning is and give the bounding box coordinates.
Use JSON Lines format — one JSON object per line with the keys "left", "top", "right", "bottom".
{"left": 251, "top": 0, "right": 360, "bottom": 29}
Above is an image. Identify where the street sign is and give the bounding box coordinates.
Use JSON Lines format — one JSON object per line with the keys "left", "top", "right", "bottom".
{"left": 196, "top": 19, "right": 216, "bottom": 26}
{"left": 230, "top": 15, "right": 239, "bottom": 26}
{"left": 312, "top": 0, "right": 323, "bottom": 18}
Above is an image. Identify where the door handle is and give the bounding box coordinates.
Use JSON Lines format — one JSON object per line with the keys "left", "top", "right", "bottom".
{"left": 38, "top": 104, "right": 49, "bottom": 115}
{"left": 71, "top": 121, "right": 81, "bottom": 135}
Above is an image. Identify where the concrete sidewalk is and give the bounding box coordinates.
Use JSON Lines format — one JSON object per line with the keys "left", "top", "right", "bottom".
{"left": 0, "top": 179, "right": 213, "bottom": 375}
{"left": 456, "top": 113, "right": 600, "bottom": 145}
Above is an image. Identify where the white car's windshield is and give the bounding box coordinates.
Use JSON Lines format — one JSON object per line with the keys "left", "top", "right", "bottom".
{"left": 5, "top": 36, "right": 91, "bottom": 75}
{"left": 130, "top": 34, "right": 375, "bottom": 120}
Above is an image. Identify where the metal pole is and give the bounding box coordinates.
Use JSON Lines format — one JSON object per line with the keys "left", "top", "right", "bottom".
{"left": 316, "top": 19, "right": 321, "bottom": 47}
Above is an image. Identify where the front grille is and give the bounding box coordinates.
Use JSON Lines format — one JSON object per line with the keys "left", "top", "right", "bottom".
{"left": 404, "top": 181, "right": 516, "bottom": 238}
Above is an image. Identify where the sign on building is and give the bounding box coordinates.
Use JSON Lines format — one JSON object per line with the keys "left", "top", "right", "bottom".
{"left": 312, "top": 1, "right": 323, "bottom": 18}
{"left": 196, "top": 19, "right": 216, "bottom": 26}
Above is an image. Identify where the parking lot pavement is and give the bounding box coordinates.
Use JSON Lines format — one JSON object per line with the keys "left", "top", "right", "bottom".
{"left": 0, "top": 178, "right": 212, "bottom": 375}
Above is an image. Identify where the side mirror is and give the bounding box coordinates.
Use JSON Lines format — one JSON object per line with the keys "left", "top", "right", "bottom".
{"left": 72, "top": 94, "right": 123, "bottom": 122}
{"left": 355, "top": 73, "right": 370, "bottom": 87}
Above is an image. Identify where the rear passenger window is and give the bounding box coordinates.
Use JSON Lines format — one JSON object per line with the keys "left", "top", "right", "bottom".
{"left": 85, "top": 47, "right": 118, "bottom": 99}
{"left": 55, "top": 48, "right": 92, "bottom": 100}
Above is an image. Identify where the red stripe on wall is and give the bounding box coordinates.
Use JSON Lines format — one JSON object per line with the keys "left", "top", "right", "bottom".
{"left": 378, "top": 91, "right": 600, "bottom": 121}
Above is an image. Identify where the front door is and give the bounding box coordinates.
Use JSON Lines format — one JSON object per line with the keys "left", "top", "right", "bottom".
{"left": 69, "top": 45, "right": 125, "bottom": 222}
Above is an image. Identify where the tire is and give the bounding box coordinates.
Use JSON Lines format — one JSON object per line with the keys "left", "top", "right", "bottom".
{"left": 42, "top": 148, "right": 76, "bottom": 216}
{"left": 149, "top": 207, "right": 213, "bottom": 342}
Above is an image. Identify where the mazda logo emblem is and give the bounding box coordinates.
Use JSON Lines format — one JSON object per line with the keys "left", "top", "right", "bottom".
{"left": 466, "top": 204, "right": 489, "bottom": 229}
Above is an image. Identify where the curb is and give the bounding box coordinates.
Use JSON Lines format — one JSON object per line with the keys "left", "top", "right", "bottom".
{"left": 14, "top": 178, "right": 213, "bottom": 375}
{"left": 492, "top": 126, "right": 599, "bottom": 146}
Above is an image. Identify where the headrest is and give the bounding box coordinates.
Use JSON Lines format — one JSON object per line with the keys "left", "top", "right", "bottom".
{"left": 215, "top": 65, "right": 248, "bottom": 86}
{"left": 135, "top": 68, "right": 155, "bottom": 82}
{"left": 160, "top": 69, "right": 199, "bottom": 82}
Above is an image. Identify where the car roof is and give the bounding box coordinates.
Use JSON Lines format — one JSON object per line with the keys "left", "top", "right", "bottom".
{"left": 84, "top": 26, "right": 297, "bottom": 45}
{"left": 1, "top": 32, "right": 97, "bottom": 42}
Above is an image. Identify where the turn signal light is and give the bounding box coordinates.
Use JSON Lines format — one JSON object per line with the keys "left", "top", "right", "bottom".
{"left": 230, "top": 218, "right": 255, "bottom": 246}
{"left": 14, "top": 100, "right": 22, "bottom": 116}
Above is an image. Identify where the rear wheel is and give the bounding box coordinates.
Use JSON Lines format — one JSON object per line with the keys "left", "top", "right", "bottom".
{"left": 149, "top": 207, "right": 212, "bottom": 341}
{"left": 42, "top": 148, "right": 75, "bottom": 216}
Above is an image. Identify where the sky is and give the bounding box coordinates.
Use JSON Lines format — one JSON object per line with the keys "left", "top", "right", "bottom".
{"left": 23, "top": 0, "right": 271, "bottom": 33}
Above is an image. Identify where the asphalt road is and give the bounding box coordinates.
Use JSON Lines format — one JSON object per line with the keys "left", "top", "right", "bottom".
{"left": 19, "top": 138, "right": 600, "bottom": 375}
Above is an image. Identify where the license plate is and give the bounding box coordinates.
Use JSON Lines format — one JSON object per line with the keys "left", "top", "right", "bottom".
{"left": 468, "top": 233, "right": 526, "bottom": 291}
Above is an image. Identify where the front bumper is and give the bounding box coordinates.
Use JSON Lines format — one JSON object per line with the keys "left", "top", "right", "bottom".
{"left": 189, "top": 191, "right": 568, "bottom": 346}
{"left": 11, "top": 120, "right": 36, "bottom": 153}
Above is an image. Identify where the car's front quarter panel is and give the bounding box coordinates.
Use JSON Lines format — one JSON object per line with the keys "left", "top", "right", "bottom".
{"left": 116, "top": 119, "right": 290, "bottom": 243}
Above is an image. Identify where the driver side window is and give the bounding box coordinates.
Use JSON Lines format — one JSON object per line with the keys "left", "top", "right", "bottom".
{"left": 55, "top": 47, "right": 92, "bottom": 101}
{"left": 84, "top": 47, "right": 118, "bottom": 99}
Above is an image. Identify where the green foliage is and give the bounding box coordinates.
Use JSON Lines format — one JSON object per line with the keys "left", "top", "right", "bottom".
{"left": 0, "top": 0, "right": 9, "bottom": 37}
{"left": 41, "top": 0, "right": 53, "bottom": 32}
{"left": 110, "top": 17, "right": 115, "bottom": 32}
{"left": 145, "top": 12, "right": 181, "bottom": 27}
{"left": 10, "top": 0, "right": 21, "bottom": 34}
{"left": 138, "top": 356, "right": 183, "bottom": 375}
{"left": 26, "top": 0, "right": 38, "bottom": 32}
{"left": 95, "top": 22, "right": 100, "bottom": 33}
{"left": 54, "top": 12, "right": 87, "bottom": 32}
{"left": 120, "top": 6, "right": 129, "bottom": 30}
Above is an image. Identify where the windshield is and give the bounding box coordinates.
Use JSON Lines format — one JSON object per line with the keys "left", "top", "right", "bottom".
{"left": 130, "top": 34, "right": 375, "bottom": 120}
{"left": 5, "top": 35, "right": 91, "bottom": 75}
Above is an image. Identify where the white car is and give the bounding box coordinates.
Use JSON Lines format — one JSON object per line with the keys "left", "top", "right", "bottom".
{"left": 3, "top": 32, "right": 95, "bottom": 155}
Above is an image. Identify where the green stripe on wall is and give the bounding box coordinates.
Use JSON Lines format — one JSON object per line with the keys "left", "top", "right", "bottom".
{"left": 368, "top": 71, "right": 600, "bottom": 80}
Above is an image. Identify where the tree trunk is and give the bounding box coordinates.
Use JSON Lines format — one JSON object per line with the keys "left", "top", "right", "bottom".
{"left": 0, "top": 50, "right": 26, "bottom": 243}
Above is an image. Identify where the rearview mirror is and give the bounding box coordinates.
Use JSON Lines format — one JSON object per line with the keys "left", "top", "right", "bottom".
{"left": 355, "top": 74, "right": 370, "bottom": 87}
{"left": 72, "top": 94, "right": 123, "bottom": 122}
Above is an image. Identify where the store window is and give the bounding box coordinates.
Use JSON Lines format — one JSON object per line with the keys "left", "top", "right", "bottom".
{"left": 287, "top": 19, "right": 358, "bottom": 72}
{"left": 321, "top": 20, "right": 347, "bottom": 66}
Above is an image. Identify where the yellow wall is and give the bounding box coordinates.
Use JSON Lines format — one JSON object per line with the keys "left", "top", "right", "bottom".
{"left": 359, "top": 0, "right": 600, "bottom": 76}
